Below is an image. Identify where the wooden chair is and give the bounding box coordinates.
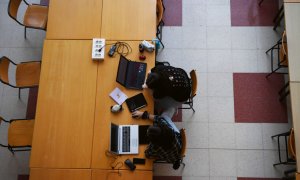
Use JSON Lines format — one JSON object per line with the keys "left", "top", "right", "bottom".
{"left": 154, "top": 128, "right": 187, "bottom": 168}
{"left": 180, "top": 70, "right": 197, "bottom": 113}
{"left": 0, "top": 116, "right": 34, "bottom": 154}
{"left": 0, "top": 56, "right": 41, "bottom": 99}
{"left": 271, "top": 128, "right": 296, "bottom": 166}
{"left": 156, "top": 0, "right": 165, "bottom": 49}
{"left": 8, "top": 0, "right": 48, "bottom": 38}
{"left": 266, "top": 31, "right": 288, "bottom": 78}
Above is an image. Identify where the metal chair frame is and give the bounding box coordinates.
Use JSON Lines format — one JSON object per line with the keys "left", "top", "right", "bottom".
{"left": 265, "top": 38, "right": 288, "bottom": 78}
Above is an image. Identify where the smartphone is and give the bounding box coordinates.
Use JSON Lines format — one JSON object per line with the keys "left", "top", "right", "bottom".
{"left": 133, "top": 158, "right": 146, "bottom": 165}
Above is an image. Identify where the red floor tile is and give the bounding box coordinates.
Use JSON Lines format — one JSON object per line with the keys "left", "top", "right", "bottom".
{"left": 26, "top": 87, "right": 38, "bottom": 119}
{"left": 154, "top": 176, "right": 182, "bottom": 180}
{"left": 162, "top": 0, "right": 182, "bottom": 26}
{"left": 234, "top": 73, "right": 288, "bottom": 123}
{"left": 18, "top": 175, "right": 29, "bottom": 180}
{"left": 231, "top": 0, "right": 279, "bottom": 26}
{"left": 172, "top": 108, "right": 182, "bottom": 122}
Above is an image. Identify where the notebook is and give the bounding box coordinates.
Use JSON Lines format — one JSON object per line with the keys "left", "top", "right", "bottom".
{"left": 110, "top": 123, "right": 139, "bottom": 155}
{"left": 116, "top": 55, "right": 147, "bottom": 90}
{"left": 125, "top": 93, "right": 147, "bottom": 112}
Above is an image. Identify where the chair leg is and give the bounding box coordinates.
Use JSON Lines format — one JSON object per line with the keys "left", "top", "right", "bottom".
{"left": 24, "top": 27, "right": 27, "bottom": 39}
{"left": 273, "top": 5, "right": 284, "bottom": 23}
{"left": 8, "top": 146, "right": 15, "bottom": 155}
{"left": 273, "top": 12, "right": 284, "bottom": 31}
{"left": 19, "top": 88, "right": 21, "bottom": 99}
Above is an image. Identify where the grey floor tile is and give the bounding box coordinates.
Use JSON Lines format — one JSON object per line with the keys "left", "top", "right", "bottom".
{"left": 207, "top": 27, "right": 231, "bottom": 49}
{"left": 183, "top": 4, "right": 206, "bottom": 27}
{"left": 182, "top": 27, "right": 207, "bottom": 49}
{"left": 209, "top": 123, "right": 236, "bottom": 149}
{"left": 183, "top": 149, "right": 209, "bottom": 176}
{"left": 162, "top": 27, "right": 183, "bottom": 49}
{"left": 182, "top": 50, "right": 207, "bottom": 73}
{"left": 235, "top": 123, "right": 263, "bottom": 150}
{"left": 231, "top": 27, "right": 257, "bottom": 50}
{"left": 182, "top": 96, "right": 208, "bottom": 122}
{"left": 210, "top": 149, "right": 237, "bottom": 176}
{"left": 208, "top": 97, "right": 234, "bottom": 123}
{"left": 207, "top": 50, "right": 233, "bottom": 73}
{"left": 207, "top": 73, "right": 233, "bottom": 97}
{"left": 184, "top": 121, "right": 209, "bottom": 148}
{"left": 206, "top": 5, "right": 231, "bottom": 26}
{"left": 232, "top": 50, "right": 258, "bottom": 72}
{"left": 237, "top": 150, "right": 264, "bottom": 177}
{"left": 183, "top": 177, "right": 209, "bottom": 180}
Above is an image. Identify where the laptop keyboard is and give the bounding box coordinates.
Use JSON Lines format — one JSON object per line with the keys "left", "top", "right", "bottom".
{"left": 122, "top": 126, "right": 130, "bottom": 152}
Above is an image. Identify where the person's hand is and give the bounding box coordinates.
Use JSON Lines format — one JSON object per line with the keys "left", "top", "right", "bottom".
{"left": 142, "top": 83, "right": 148, "bottom": 89}
{"left": 132, "top": 111, "right": 143, "bottom": 119}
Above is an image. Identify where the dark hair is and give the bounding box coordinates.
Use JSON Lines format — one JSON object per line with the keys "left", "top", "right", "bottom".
{"left": 147, "top": 124, "right": 173, "bottom": 148}
{"left": 146, "top": 72, "right": 160, "bottom": 89}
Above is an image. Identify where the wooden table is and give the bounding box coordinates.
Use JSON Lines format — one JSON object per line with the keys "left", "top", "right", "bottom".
{"left": 46, "top": 0, "right": 102, "bottom": 39}
{"left": 284, "top": 2, "right": 300, "bottom": 172}
{"left": 30, "top": 169, "right": 152, "bottom": 180}
{"left": 30, "top": 40, "right": 98, "bottom": 168}
{"left": 91, "top": 41, "right": 155, "bottom": 170}
{"left": 101, "top": 0, "right": 156, "bottom": 41}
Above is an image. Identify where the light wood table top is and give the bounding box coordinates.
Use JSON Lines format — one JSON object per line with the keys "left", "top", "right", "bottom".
{"left": 284, "top": 3, "right": 300, "bottom": 82}
{"left": 30, "top": 40, "right": 98, "bottom": 168}
{"left": 30, "top": 169, "right": 91, "bottom": 180}
{"left": 92, "top": 169, "right": 152, "bottom": 180}
{"left": 290, "top": 83, "right": 300, "bottom": 172}
{"left": 46, "top": 0, "right": 102, "bottom": 39}
{"left": 101, "top": 0, "right": 156, "bottom": 41}
{"left": 91, "top": 41, "right": 155, "bottom": 170}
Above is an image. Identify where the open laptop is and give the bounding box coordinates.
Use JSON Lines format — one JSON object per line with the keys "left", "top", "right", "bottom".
{"left": 110, "top": 123, "right": 139, "bottom": 155}
{"left": 116, "top": 55, "right": 147, "bottom": 90}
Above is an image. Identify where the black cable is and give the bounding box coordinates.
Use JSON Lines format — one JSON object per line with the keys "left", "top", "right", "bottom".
{"left": 112, "top": 41, "right": 132, "bottom": 57}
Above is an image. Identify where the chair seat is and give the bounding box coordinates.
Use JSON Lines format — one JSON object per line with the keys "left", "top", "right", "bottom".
{"left": 24, "top": 5, "right": 48, "bottom": 29}
{"left": 8, "top": 120, "right": 34, "bottom": 147}
{"left": 16, "top": 62, "right": 41, "bottom": 87}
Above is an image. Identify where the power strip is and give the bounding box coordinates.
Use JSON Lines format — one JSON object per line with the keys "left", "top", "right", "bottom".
{"left": 92, "top": 38, "right": 105, "bottom": 60}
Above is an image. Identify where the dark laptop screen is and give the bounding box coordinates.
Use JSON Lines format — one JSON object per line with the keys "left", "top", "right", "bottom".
{"left": 110, "top": 123, "right": 119, "bottom": 153}
{"left": 116, "top": 55, "right": 128, "bottom": 85}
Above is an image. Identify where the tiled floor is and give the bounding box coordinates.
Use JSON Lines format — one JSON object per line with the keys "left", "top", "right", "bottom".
{"left": 0, "top": 0, "right": 294, "bottom": 180}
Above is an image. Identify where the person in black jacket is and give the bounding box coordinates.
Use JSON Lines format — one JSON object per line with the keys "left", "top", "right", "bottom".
{"left": 143, "top": 64, "right": 191, "bottom": 117}
{"left": 144, "top": 65, "right": 191, "bottom": 102}
{"left": 132, "top": 110, "right": 182, "bottom": 170}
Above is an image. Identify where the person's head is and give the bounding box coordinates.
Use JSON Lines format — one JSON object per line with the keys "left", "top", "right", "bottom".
{"left": 145, "top": 72, "right": 160, "bottom": 89}
{"left": 147, "top": 124, "right": 173, "bottom": 148}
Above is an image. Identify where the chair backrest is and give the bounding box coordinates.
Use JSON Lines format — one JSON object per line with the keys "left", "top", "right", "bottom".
{"left": 8, "top": 0, "right": 23, "bottom": 23}
{"left": 180, "top": 128, "right": 186, "bottom": 158}
{"left": 0, "top": 56, "right": 11, "bottom": 84}
{"left": 288, "top": 128, "right": 296, "bottom": 160}
{"left": 8, "top": 119, "right": 34, "bottom": 147}
{"left": 279, "top": 30, "right": 288, "bottom": 66}
{"left": 190, "top": 70, "right": 197, "bottom": 98}
{"left": 156, "top": 0, "right": 164, "bottom": 26}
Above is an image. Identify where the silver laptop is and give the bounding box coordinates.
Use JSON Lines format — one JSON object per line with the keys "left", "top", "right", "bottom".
{"left": 110, "top": 123, "right": 139, "bottom": 154}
